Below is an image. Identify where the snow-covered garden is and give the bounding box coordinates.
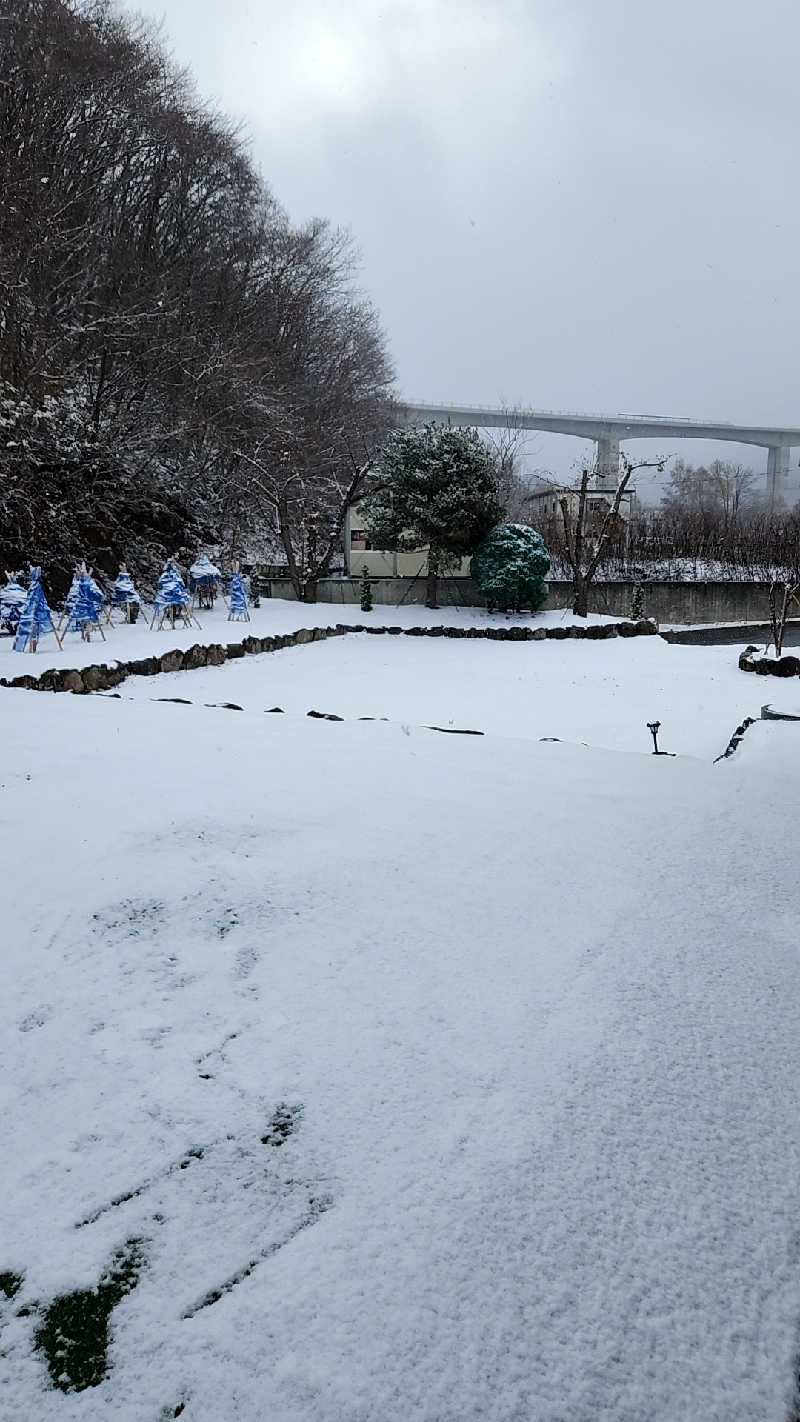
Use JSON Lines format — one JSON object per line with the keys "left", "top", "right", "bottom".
{"left": 3, "top": 604, "right": 800, "bottom": 1420}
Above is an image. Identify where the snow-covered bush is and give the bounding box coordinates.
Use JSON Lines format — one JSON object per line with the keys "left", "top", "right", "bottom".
{"left": 630, "top": 581, "right": 646, "bottom": 619}
{"left": 360, "top": 566, "right": 373, "bottom": 612}
{"left": 470, "top": 523, "right": 550, "bottom": 613}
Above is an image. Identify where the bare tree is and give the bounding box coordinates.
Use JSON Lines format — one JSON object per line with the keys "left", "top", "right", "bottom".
{"left": 559, "top": 453, "right": 665, "bottom": 616}
{"left": 766, "top": 576, "right": 800, "bottom": 657}
{"left": 481, "top": 408, "right": 540, "bottom": 521}
{"left": 708, "top": 460, "right": 755, "bottom": 524}
{"left": 661, "top": 458, "right": 755, "bottom": 528}
{"left": 229, "top": 444, "right": 377, "bottom": 602}
{"left": 0, "top": 0, "right": 394, "bottom": 591}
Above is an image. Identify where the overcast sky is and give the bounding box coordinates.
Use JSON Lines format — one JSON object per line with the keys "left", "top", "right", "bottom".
{"left": 121, "top": 0, "right": 800, "bottom": 496}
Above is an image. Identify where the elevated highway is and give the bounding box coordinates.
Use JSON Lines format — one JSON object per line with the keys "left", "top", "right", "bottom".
{"left": 397, "top": 401, "right": 800, "bottom": 507}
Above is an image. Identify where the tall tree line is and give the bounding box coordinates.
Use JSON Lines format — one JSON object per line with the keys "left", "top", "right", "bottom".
{"left": 0, "top": 0, "right": 394, "bottom": 595}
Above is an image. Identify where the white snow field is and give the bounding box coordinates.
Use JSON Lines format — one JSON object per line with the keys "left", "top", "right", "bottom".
{"left": 121, "top": 631, "right": 794, "bottom": 760}
{"left": 2, "top": 646, "right": 800, "bottom": 1420}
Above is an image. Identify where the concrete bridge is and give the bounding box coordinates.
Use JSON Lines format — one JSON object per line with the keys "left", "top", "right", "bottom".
{"left": 397, "top": 401, "right": 800, "bottom": 508}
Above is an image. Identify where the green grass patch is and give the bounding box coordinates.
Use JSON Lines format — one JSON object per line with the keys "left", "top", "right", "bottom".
{"left": 35, "top": 1239, "right": 143, "bottom": 1392}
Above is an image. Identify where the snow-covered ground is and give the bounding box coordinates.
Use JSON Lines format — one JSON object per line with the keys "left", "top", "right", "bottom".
{"left": 3, "top": 640, "right": 800, "bottom": 1420}
{"left": 0, "top": 599, "right": 619, "bottom": 675}
{"left": 119, "top": 632, "right": 797, "bottom": 761}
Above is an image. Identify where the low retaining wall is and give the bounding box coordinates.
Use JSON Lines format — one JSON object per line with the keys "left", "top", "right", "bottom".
{"left": 0, "top": 618, "right": 659, "bottom": 696}
{"left": 546, "top": 581, "right": 779, "bottom": 626}
{"left": 277, "top": 577, "right": 779, "bottom": 625}
{"left": 269, "top": 578, "right": 479, "bottom": 607}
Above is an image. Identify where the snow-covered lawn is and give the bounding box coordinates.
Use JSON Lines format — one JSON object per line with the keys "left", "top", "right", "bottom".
{"left": 3, "top": 643, "right": 800, "bottom": 1420}
{"left": 120, "top": 631, "right": 795, "bottom": 761}
{"left": 4, "top": 594, "right": 794, "bottom": 760}
{"left": 0, "top": 598, "right": 619, "bottom": 675}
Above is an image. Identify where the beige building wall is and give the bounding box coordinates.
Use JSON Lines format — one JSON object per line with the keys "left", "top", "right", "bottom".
{"left": 345, "top": 506, "right": 471, "bottom": 578}
{"left": 526, "top": 487, "right": 634, "bottom": 522}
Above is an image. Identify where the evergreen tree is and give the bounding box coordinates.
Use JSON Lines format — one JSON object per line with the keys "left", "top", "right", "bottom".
{"left": 360, "top": 565, "right": 373, "bottom": 612}
{"left": 630, "top": 581, "right": 646, "bottom": 619}
{"left": 470, "top": 524, "right": 550, "bottom": 613}
{"left": 361, "top": 424, "right": 502, "bottom": 608}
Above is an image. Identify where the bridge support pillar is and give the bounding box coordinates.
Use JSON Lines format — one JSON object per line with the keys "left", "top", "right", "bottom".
{"left": 767, "top": 445, "right": 789, "bottom": 510}
{"left": 595, "top": 435, "right": 620, "bottom": 486}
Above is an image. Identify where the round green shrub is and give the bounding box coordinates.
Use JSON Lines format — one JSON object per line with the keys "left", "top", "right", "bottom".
{"left": 470, "top": 523, "right": 550, "bottom": 613}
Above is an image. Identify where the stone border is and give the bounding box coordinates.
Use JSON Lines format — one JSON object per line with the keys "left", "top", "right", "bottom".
{"left": 738, "top": 647, "right": 800, "bottom": 678}
{"left": 0, "top": 618, "right": 659, "bottom": 695}
{"left": 714, "top": 716, "right": 757, "bottom": 762}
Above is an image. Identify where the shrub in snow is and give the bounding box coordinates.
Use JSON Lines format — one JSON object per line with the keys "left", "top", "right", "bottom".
{"left": 470, "top": 523, "right": 550, "bottom": 613}
{"left": 360, "top": 565, "right": 373, "bottom": 612}
{"left": 630, "top": 582, "right": 646, "bottom": 620}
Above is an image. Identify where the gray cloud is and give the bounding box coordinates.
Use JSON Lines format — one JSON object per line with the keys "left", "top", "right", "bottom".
{"left": 122, "top": 0, "right": 800, "bottom": 496}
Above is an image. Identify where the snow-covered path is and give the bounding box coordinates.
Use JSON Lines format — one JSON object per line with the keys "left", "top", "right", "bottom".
{"left": 2, "top": 691, "right": 800, "bottom": 1420}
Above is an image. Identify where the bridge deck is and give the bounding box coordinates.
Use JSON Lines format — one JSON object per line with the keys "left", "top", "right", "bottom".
{"left": 397, "top": 401, "right": 800, "bottom": 448}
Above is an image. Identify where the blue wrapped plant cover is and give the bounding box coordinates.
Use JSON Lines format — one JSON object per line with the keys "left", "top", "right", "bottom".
{"left": 65, "top": 565, "right": 105, "bottom": 619}
{"left": 151, "top": 561, "right": 199, "bottom": 629}
{"left": 0, "top": 572, "right": 28, "bottom": 632}
{"left": 63, "top": 567, "right": 104, "bottom": 639}
{"left": 227, "top": 570, "right": 250, "bottom": 621}
{"left": 13, "top": 567, "right": 61, "bottom": 652}
{"left": 153, "top": 562, "right": 191, "bottom": 611}
{"left": 189, "top": 554, "right": 222, "bottom": 608}
{"left": 111, "top": 565, "right": 141, "bottom": 607}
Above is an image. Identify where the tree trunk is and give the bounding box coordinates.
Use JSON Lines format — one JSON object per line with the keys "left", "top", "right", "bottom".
{"left": 572, "top": 574, "right": 589, "bottom": 617}
{"left": 302, "top": 580, "right": 318, "bottom": 604}
{"left": 425, "top": 548, "right": 440, "bottom": 609}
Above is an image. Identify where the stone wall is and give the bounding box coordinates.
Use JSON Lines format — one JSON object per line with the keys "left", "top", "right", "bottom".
{"left": 545, "top": 581, "right": 778, "bottom": 626}
{"left": 269, "top": 577, "right": 778, "bottom": 625}
{"left": 0, "top": 619, "right": 659, "bottom": 695}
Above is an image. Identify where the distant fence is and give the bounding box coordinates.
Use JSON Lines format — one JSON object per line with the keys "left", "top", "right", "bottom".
{"left": 263, "top": 576, "right": 779, "bottom": 625}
